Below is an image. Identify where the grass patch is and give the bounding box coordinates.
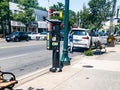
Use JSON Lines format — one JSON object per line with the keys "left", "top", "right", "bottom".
{"left": 84, "top": 49, "right": 94, "bottom": 56}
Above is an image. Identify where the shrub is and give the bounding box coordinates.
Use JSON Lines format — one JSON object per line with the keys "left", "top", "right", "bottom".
{"left": 84, "top": 49, "right": 94, "bottom": 56}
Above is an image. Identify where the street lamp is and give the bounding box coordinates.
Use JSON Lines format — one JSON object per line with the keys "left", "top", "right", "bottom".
{"left": 60, "top": 0, "right": 70, "bottom": 65}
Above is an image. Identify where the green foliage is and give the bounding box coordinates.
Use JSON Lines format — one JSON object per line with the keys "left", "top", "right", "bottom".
{"left": 10, "top": 0, "right": 47, "bottom": 11}
{"left": 50, "top": 2, "right": 77, "bottom": 27}
{"left": 35, "top": 6, "right": 47, "bottom": 11}
{"left": 0, "top": 0, "right": 9, "bottom": 20}
{"left": 50, "top": 2, "right": 64, "bottom": 21}
{"left": 13, "top": 0, "right": 36, "bottom": 25}
{"left": 69, "top": 10, "right": 77, "bottom": 26}
{"left": 50, "top": 2, "right": 64, "bottom": 11}
{"left": 51, "top": 16, "right": 63, "bottom": 21}
{"left": 84, "top": 49, "right": 94, "bottom": 56}
{"left": 0, "top": 0, "right": 12, "bottom": 34}
{"left": 80, "top": 0, "right": 112, "bottom": 29}
{"left": 80, "top": 6, "right": 91, "bottom": 29}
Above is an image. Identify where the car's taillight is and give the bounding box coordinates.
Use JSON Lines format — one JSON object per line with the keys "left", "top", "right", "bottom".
{"left": 82, "top": 36, "right": 89, "bottom": 39}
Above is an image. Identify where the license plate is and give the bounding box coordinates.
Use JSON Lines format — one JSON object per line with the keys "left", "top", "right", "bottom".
{"left": 73, "top": 41, "right": 79, "bottom": 44}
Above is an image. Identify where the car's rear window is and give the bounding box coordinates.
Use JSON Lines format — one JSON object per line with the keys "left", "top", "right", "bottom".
{"left": 71, "top": 30, "right": 87, "bottom": 36}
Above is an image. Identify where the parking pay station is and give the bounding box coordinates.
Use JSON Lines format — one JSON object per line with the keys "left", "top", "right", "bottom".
{"left": 46, "top": 19, "right": 62, "bottom": 72}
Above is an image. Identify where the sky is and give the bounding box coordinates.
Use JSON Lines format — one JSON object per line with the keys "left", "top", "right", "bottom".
{"left": 38, "top": 0, "right": 120, "bottom": 13}
{"left": 38, "top": 0, "right": 90, "bottom": 12}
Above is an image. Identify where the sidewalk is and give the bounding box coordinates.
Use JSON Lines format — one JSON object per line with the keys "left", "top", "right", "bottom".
{"left": 0, "top": 38, "right": 4, "bottom": 42}
{"left": 15, "top": 45, "right": 120, "bottom": 90}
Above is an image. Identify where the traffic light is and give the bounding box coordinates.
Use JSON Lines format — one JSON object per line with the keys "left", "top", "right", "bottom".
{"left": 59, "top": 11, "right": 63, "bottom": 18}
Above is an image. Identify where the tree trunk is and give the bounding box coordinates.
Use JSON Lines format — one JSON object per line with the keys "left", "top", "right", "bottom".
{"left": 1, "top": 21, "right": 6, "bottom": 37}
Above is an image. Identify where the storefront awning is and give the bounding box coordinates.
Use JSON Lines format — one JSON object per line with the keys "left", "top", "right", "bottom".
{"left": 11, "top": 21, "right": 26, "bottom": 27}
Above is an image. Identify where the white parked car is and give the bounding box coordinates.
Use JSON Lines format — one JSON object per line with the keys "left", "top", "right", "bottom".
{"left": 36, "top": 31, "right": 47, "bottom": 40}
{"left": 27, "top": 32, "right": 41, "bottom": 40}
{"left": 68, "top": 28, "right": 92, "bottom": 49}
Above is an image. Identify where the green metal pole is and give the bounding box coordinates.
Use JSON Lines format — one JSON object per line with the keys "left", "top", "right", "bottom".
{"left": 60, "top": 0, "right": 70, "bottom": 65}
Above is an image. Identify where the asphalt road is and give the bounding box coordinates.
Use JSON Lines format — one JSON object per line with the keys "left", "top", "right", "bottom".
{"left": 0, "top": 40, "right": 81, "bottom": 77}
{"left": 0, "top": 40, "right": 52, "bottom": 77}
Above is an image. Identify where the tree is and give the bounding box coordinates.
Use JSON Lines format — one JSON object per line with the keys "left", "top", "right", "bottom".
{"left": 69, "top": 10, "right": 77, "bottom": 28}
{"left": 10, "top": 0, "right": 47, "bottom": 11}
{"left": 50, "top": 2, "right": 77, "bottom": 28}
{"left": 50, "top": 2, "right": 64, "bottom": 21}
{"left": 80, "top": 0, "right": 112, "bottom": 30}
{"left": 0, "top": 0, "right": 8, "bottom": 20}
{"left": 80, "top": 5, "right": 92, "bottom": 29}
{"left": 0, "top": 0, "right": 11, "bottom": 35}
{"left": 89, "top": 0, "right": 112, "bottom": 29}
{"left": 50, "top": 2, "right": 64, "bottom": 11}
{"left": 13, "top": 0, "right": 37, "bottom": 31}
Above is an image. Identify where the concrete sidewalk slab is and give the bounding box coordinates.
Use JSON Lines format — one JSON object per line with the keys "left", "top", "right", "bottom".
{"left": 14, "top": 45, "right": 120, "bottom": 90}
{"left": 0, "top": 38, "right": 5, "bottom": 44}
{"left": 15, "top": 58, "right": 120, "bottom": 90}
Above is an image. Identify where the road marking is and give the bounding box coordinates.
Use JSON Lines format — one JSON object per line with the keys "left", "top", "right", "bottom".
{"left": 0, "top": 43, "right": 40, "bottom": 49}
{"left": 0, "top": 49, "right": 48, "bottom": 61}
{"left": 0, "top": 41, "right": 46, "bottom": 49}
{"left": 1, "top": 45, "right": 29, "bottom": 48}
{"left": 0, "top": 53, "right": 30, "bottom": 61}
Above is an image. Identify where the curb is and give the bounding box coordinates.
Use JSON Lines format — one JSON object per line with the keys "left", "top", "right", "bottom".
{"left": 14, "top": 47, "right": 113, "bottom": 88}
{"left": 14, "top": 55, "right": 83, "bottom": 88}
{"left": 15, "top": 66, "right": 50, "bottom": 88}
{"left": 15, "top": 45, "right": 116, "bottom": 85}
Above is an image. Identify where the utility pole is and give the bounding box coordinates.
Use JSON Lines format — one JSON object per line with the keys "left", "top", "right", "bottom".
{"left": 109, "top": 0, "right": 117, "bottom": 34}
{"left": 7, "top": 0, "right": 11, "bottom": 34}
{"left": 61, "top": 0, "right": 70, "bottom": 65}
{"left": 47, "top": 0, "right": 50, "bottom": 31}
{"left": 116, "top": 5, "right": 120, "bottom": 18}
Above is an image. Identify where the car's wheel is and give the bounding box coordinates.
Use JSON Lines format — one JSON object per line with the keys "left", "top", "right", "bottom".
{"left": 26, "top": 37, "right": 29, "bottom": 41}
{"left": 6, "top": 40, "right": 10, "bottom": 42}
{"left": 68, "top": 46, "right": 70, "bottom": 52}
{"left": 36, "top": 37, "right": 40, "bottom": 40}
{"left": 44, "top": 37, "right": 47, "bottom": 40}
{"left": 15, "top": 38, "right": 20, "bottom": 42}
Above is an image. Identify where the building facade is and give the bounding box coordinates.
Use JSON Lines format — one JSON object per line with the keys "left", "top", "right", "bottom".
{"left": 33, "top": 8, "right": 48, "bottom": 33}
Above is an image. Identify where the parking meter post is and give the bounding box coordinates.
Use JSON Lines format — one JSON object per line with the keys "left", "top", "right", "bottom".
{"left": 52, "top": 25, "right": 60, "bottom": 67}
{"left": 46, "top": 19, "right": 62, "bottom": 72}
